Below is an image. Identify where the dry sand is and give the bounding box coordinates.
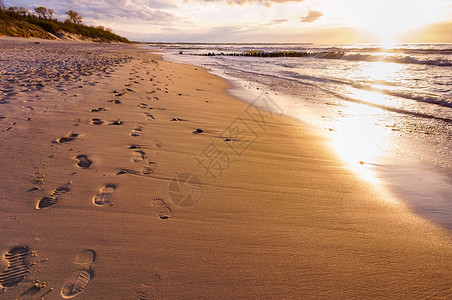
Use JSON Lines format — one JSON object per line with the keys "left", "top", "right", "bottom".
{"left": 0, "top": 37, "right": 452, "bottom": 299}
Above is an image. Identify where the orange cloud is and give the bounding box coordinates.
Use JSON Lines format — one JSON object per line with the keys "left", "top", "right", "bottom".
{"left": 300, "top": 10, "right": 323, "bottom": 23}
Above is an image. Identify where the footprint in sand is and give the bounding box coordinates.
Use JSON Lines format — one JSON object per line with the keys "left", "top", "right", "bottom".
{"left": 131, "top": 151, "right": 146, "bottom": 163}
{"left": 90, "top": 107, "right": 107, "bottom": 113}
{"left": 107, "top": 99, "right": 122, "bottom": 104}
{"left": 93, "top": 185, "right": 116, "bottom": 206}
{"left": 134, "top": 289, "right": 152, "bottom": 300}
{"left": 36, "top": 182, "right": 71, "bottom": 209}
{"left": 151, "top": 198, "right": 171, "bottom": 220}
{"left": 75, "top": 155, "right": 92, "bottom": 169}
{"left": 142, "top": 161, "right": 157, "bottom": 175}
{"left": 60, "top": 250, "right": 95, "bottom": 299}
{"left": 91, "top": 118, "right": 104, "bottom": 125}
{"left": 134, "top": 284, "right": 158, "bottom": 300}
{"left": 55, "top": 132, "right": 79, "bottom": 144}
{"left": 130, "top": 128, "right": 142, "bottom": 137}
{"left": 0, "top": 246, "right": 31, "bottom": 288}
{"left": 138, "top": 103, "right": 148, "bottom": 109}
{"left": 143, "top": 113, "right": 155, "bottom": 121}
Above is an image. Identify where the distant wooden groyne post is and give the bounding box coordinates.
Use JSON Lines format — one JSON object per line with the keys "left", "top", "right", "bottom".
{"left": 185, "top": 51, "right": 345, "bottom": 58}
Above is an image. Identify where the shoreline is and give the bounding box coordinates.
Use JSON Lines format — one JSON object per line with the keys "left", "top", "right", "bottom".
{"left": 158, "top": 47, "right": 452, "bottom": 232}
{"left": 227, "top": 80, "right": 452, "bottom": 231}
{"left": 1, "top": 38, "right": 452, "bottom": 298}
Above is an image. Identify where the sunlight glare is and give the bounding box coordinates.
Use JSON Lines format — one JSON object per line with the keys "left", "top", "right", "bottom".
{"left": 330, "top": 104, "right": 389, "bottom": 183}
{"left": 330, "top": 61, "right": 398, "bottom": 182}
{"left": 344, "top": 0, "right": 442, "bottom": 43}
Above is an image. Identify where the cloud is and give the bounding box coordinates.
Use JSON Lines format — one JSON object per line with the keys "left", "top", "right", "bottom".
{"left": 65, "top": 0, "right": 176, "bottom": 24}
{"left": 300, "top": 9, "right": 322, "bottom": 23}
{"left": 154, "top": 25, "right": 378, "bottom": 44}
{"left": 196, "top": 0, "right": 304, "bottom": 6}
{"left": 265, "top": 19, "right": 289, "bottom": 25}
{"left": 6, "top": 0, "right": 176, "bottom": 25}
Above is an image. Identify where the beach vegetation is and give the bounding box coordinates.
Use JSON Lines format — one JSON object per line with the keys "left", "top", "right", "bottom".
{"left": 65, "top": 10, "right": 82, "bottom": 25}
{"left": 0, "top": 4, "right": 130, "bottom": 43}
{"left": 34, "top": 6, "right": 53, "bottom": 20}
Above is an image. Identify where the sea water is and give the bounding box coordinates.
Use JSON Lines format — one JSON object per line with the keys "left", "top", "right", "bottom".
{"left": 147, "top": 43, "right": 452, "bottom": 230}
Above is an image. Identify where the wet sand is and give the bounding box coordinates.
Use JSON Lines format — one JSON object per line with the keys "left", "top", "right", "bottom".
{"left": 1, "top": 37, "right": 452, "bottom": 299}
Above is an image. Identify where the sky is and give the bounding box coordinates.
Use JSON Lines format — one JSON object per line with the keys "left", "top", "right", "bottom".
{"left": 5, "top": 0, "right": 452, "bottom": 43}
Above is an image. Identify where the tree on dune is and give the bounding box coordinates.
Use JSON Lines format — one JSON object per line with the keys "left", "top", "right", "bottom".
{"left": 7, "top": 6, "right": 29, "bottom": 18}
{"left": 65, "top": 10, "right": 82, "bottom": 25}
{"left": 35, "top": 6, "right": 52, "bottom": 19}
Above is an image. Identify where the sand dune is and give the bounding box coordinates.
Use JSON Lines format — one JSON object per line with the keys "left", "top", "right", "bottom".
{"left": 0, "top": 37, "right": 451, "bottom": 299}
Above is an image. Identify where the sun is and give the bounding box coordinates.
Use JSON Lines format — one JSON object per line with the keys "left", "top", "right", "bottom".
{"left": 344, "top": 0, "right": 442, "bottom": 44}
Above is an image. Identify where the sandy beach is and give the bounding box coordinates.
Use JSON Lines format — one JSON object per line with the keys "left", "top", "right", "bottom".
{"left": 1, "top": 37, "right": 452, "bottom": 299}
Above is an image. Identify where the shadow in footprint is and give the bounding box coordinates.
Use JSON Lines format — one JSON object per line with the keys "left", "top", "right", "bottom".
{"left": 75, "top": 155, "right": 92, "bottom": 169}
{"left": 143, "top": 113, "right": 155, "bottom": 121}
{"left": 93, "top": 185, "right": 116, "bottom": 206}
{"left": 91, "top": 118, "right": 104, "bottom": 125}
{"left": 109, "top": 120, "right": 123, "bottom": 126}
{"left": 55, "top": 132, "right": 79, "bottom": 144}
{"left": 0, "top": 246, "right": 31, "bottom": 288}
{"left": 192, "top": 128, "right": 204, "bottom": 134}
{"left": 142, "top": 161, "right": 157, "bottom": 175}
{"left": 21, "top": 284, "right": 42, "bottom": 296}
{"left": 60, "top": 250, "right": 95, "bottom": 299}
{"left": 130, "top": 128, "right": 142, "bottom": 137}
{"left": 107, "top": 99, "right": 122, "bottom": 104}
{"left": 36, "top": 182, "right": 71, "bottom": 209}
{"left": 90, "top": 107, "right": 107, "bottom": 113}
{"left": 21, "top": 280, "right": 48, "bottom": 297}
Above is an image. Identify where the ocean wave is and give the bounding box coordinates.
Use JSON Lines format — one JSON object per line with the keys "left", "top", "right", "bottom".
{"left": 186, "top": 48, "right": 452, "bottom": 67}
{"left": 211, "top": 59, "right": 452, "bottom": 122}
{"left": 338, "top": 53, "right": 452, "bottom": 67}
{"left": 279, "top": 70, "right": 452, "bottom": 108}
{"left": 386, "top": 90, "right": 452, "bottom": 108}
{"left": 219, "top": 63, "right": 452, "bottom": 109}
{"left": 350, "top": 83, "right": 452, "bottom": 108}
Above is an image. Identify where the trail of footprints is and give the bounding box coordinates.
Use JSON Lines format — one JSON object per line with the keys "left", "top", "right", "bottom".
{"left": 4, "top": 62, "right": 176, "bottom": 297}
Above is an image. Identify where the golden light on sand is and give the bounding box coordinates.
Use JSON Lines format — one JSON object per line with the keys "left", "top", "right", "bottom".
{"left": 344, "top": 0, "right": 442, "bottom": 43}
{"left": 330, "top": 61, "right": 398, "bottom": 182}
{"left": 331, "top": 104, "right": 389, "bottom": 183}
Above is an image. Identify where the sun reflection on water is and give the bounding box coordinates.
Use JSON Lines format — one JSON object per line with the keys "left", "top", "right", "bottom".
{"left": 331, "top": 105, "right": 389, "bottom": 182}
{"left": 330, "top": 61, "right": 399, "bottom": 183}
